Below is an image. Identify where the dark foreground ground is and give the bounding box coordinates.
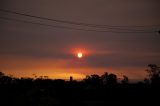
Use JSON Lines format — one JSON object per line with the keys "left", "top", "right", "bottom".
{"left": 0, "top": 78, "right": 160, "bottom": 106}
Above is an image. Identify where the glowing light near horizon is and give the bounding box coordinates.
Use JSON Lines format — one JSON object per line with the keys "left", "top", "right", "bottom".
{"left": 77, "top": 52, "right": 83, "bottom": 58}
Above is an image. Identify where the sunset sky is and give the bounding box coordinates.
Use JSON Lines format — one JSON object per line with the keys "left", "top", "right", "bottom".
{"left": 0, "top": 0, "right": 160, "bottom": 81}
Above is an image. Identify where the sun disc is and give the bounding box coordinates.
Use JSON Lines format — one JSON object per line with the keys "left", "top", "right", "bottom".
{"left": 77, "top": 52, "right": 83, "bottom": 58}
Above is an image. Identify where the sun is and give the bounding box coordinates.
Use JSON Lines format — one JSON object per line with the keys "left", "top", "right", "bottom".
{"left": 77, "top": 52, "right": 83, "bottom": 58}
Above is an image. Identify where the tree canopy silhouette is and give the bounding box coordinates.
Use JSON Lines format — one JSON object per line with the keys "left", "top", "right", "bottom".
{"left": 121, "top": 75, "right": 129, "bottom": 84}
{"left": 146, "top": 64, "right": 160, "bottom": 84}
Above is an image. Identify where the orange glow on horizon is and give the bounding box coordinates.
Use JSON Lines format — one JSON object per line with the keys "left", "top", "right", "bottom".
{"left": 0, "top": 53, "right": 147, "bottom": 81}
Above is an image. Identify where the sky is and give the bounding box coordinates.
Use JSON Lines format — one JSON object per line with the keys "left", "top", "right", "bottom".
{"left": 0, "top": 0, "right": 160, "bottom": 81}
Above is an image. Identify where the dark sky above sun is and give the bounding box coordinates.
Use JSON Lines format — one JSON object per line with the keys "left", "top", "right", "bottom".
{"left": 0, "top": 0, "right": 160, "bottom": 80}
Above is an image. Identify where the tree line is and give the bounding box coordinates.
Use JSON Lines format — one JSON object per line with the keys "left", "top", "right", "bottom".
{"left": 0, "top": 64, "right": 159, "bottom": 105}
{"left": 0, "top": 64, "right": 160, "bottom": 85}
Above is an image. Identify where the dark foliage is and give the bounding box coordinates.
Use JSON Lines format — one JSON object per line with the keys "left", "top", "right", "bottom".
{"left": 0, "top": 64, "right": 160, "bottom": 106}
{"left": 146, "top": 64, "right": 160, "bottom": 84}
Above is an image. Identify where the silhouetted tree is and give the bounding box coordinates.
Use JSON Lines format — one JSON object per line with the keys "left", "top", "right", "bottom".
{"left": 144, "top": 78, "right": 150, "bottom": 84}
{"left": 121, "top": 75, "right": 129, "bottom": 84}
{"left": 107, "top": 73, "right": 117, "bottom": 85}
{"left": 0, "top": 72, "right": 12, "bottom": 84}
{"left": 101, "top": 72, "right": 108, "bottom": 85}
{"left": 84, "top": 74, "right": 101, "bottom": 86}
{"left": 146, "top": 64, "right": 160, "bottom": 84}
{"left": 32, "top": 74, "right": 37, "bottom": 79}
{"left": 0, "top": 72, "right": 5, "bottom": 78}
{"left": 0, "top": 72, "right": 12, "bottom": 85}
{"left": 101, "top": 72, "right": 118, "bottom": 85}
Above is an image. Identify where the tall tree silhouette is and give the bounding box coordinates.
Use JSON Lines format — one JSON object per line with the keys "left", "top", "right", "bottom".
{"left": 101, "top": 72, "right": 118, "bottom": 85}
{"left": 101, "top": 72, "right": 108, "bottom": 85}
{"left": 146, "top": 64, "right": 160, "bottom": 84}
